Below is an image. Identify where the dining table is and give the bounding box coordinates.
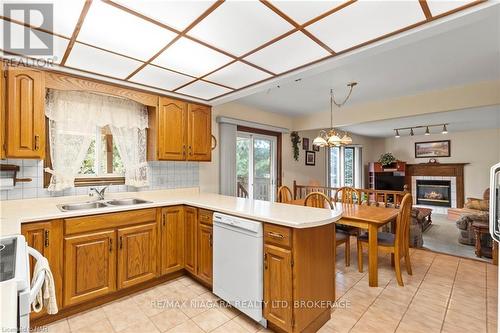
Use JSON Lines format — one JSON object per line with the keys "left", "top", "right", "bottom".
{"left": 288, "top": 199, "right": 400, "bottom": 287}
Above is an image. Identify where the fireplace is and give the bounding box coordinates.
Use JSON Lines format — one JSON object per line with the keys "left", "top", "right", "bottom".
{"left": 416, "top": 179, "right": 452, "bottom": 207}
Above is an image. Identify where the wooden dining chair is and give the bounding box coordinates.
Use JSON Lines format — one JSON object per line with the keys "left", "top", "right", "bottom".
{"left": 334, "top": 186, "right": 361, "bottom": 204}
{"left": 334, "top": 187, "right": 361, "bottom": 237}
{"left": 304, "top": 192, "right": 351, "bottom": 266}
{"left": 357, "top": 193, "right": 413, "bottom": 286}
{"left": 277, "top": 185, "right": 293, "bottom": 203}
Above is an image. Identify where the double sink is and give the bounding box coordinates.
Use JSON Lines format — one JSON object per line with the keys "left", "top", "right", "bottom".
{"left": 57, "top": 198, "right": 152, "bottom": 212}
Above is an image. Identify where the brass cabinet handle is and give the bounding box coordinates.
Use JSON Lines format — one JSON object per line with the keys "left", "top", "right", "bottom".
{"left": 209, "top": 233, "right": 213, "bottom": 247}
{"left": 162, "top": 214, "right": 166, "bottom": 227}
{"left": 109, "top": 238, "right": 113, "bottom": 252}
{"left": 264, "top": 253, "right": 268, "bottom": 270}
{"left": 189, "top": 145, "right": 192, "bottom": 155}
{"left": 44, "top": 230, "right": 49, "bottom": 248}
{"left": 119, "top": 236, "right": 123, "bottom": 249}
{"left": 268, "top": 231, "right": 284, "bottom": 239}
{"left": 34, "top": 135, "right": 40, "bottom": 151}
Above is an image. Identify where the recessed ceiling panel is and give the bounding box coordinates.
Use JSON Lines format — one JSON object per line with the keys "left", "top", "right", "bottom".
{"left": 205, "top": 61, "right": 272, "bottom": 89}
{"left": 114, "top": 0, "right": 216, "bottom": 31}
{"left": 66, "top": 42, "right": 143, "bottom": 79}
{"left": 77, "top": 1, "right": 177, "bottom": 61}
{"left": 130, "top": 64, "right": 193, "bottom": 91}
{"left": 1, "top": 0, "right": 86, "bottom": 38}
{"left": 245, "top": 32, "right": 330, "bottom": 74}
{"left": 269, "top": 0, "right": 346, "bottom": 24}
{"left": 427, "top": 1, "right": 473, "bottom": 16}
{"left": 153, "top": 37, "right": 233, "bottom": 77}
{"left": 188, "top": 1, "right": 293, "bottom": 56}
{"left": 177, "top": 80, "right": 232, "bottom": 100}
{"left": 0, "top": 19, "right": 69, "bottom": 63}
{"left": 307, "top": 1, "right": 426, "bottom": 52}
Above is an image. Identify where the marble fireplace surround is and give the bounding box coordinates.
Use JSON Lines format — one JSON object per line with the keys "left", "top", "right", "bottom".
{"left": 406, "top": 163, "right": 468, "bottom": 214}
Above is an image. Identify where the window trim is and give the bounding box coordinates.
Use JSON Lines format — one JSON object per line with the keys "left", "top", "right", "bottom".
{"left": 327, "top": 145, "right": 362, "bottom": 188}
{"left": 43, "top": 118, "right": 126, "bottom": 188}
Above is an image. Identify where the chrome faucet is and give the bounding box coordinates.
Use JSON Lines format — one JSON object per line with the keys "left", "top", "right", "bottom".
{"left": 89, "top": 186, "right": 108, "bottom": 200}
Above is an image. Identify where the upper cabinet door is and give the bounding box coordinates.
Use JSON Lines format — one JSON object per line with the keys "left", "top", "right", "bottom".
{"left": 187, "top": 104, "right": 211, "bottom": 161}
{"left": 6, "top": 68, "right": 45, "bottom": 159}
{"left": 158, "top": 97, "right": 187, "bottom": 160}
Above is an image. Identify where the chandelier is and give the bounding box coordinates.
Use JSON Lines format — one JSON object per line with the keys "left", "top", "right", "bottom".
{"left": 313, "top": 82, "right": 357, "bottom": 148}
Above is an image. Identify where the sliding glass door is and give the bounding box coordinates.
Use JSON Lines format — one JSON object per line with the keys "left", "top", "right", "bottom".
{"left": 236, "top": 132, "right": 277, "bottom": 201}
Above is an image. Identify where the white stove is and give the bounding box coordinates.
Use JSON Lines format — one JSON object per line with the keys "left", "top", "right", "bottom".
{"left": 1, "top": 235, "right": 46, "bottom": 332}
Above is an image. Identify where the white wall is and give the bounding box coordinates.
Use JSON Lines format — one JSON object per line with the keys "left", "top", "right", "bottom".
{"left": 380, "top": 128, "right": 500, "bottom": 198}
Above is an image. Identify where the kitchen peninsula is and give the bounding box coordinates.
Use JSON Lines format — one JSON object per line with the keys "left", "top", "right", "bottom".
{"left": 1, "top": 188, "right": 341, "bottom": 333}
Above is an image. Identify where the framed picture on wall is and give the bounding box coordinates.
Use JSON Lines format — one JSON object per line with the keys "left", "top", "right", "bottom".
{"left": 302, "top": 137, "right": 309, "bottom": 150}
{"left": 305, "top": 151, "right": 316, "bottom": 166}
{"left": 415, "top": 140, "right": 451, "bottom": 158}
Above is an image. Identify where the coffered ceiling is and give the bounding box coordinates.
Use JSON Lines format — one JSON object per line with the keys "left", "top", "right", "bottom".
{"left": 0, "top": 0, "right": 484, "bottom": 102}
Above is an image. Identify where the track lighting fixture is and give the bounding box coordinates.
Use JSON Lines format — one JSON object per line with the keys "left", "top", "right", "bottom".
{"left": 393, "top": 123, "right": 449, "bottom": 138}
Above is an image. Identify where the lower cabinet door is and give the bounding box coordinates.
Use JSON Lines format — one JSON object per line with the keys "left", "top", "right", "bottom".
{"left": 118, "top": 223, "right": 158, "bottom": 289}
{"left": 197, "top": 223, "right": 213, "bottom": 285}
{"left": 161, "top": 206, "right": 184, "bottom": 275}
{"left": 184, "top": 207, "right": 197, "bottom": 275}
{"left": 264, "top": 244, "right": 293, "bottom": 332}
{"left": 63, "top": 231, "right": 116, "bottom": 306}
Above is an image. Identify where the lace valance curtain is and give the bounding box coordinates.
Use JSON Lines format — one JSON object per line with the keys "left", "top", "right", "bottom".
{"left": 45, "top": 89, "right": 149, "bottom": 191}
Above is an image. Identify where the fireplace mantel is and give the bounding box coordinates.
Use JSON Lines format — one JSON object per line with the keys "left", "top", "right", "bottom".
{"left": 406, "top": 163, "right": 469, "bottom": 208}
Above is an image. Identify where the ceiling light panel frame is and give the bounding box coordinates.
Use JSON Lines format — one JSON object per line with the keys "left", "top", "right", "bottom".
{"left": 1, "top": 0, "right": 482, "bottom": 101}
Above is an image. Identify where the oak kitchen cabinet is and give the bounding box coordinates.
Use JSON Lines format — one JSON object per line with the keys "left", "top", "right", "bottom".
{"left": 263, "top": 223, "right": 335, "bottom": 333}
{"left": 21, "top": 220, "right": 63, "bottom": 319}
{"left": 160, "top": 206, "right": 185, "bottom": 274}
{"left": 117, "top": 223, "right": 158, "bottom": 289}
{"left": 184, "top": 206, "right": 198, "bottom": 275}
{"left": 148, "top": 97, "right": 212, "bottom": 161}
{"left": 5, "top": 67, "right": 45, "bottom": 159}
{"left": 62, "top": 209, "right": 158, "bottom": 306}
{"left": 183, "top": 207, "right": 213, "bottom": 286}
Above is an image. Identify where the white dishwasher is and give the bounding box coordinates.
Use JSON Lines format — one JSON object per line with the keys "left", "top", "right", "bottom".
{"left": 213, "top": 212, "right": 266, "bottom": 326}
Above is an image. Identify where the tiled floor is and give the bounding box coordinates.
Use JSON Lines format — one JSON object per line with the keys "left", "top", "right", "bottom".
{"left": 44, "top": 246, "right": 497, "bottom": 333}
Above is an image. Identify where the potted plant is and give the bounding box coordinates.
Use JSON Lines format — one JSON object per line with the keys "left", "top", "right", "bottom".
{"left": 378, "top": 152, "right": 397, "bottom": 167}
{"left": 290, "top": 131, "right": 301, "bottom": 161}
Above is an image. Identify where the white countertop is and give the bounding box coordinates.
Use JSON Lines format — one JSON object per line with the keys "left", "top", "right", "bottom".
{"left": 0, "top": 188, "right": 342, "bottom": 236}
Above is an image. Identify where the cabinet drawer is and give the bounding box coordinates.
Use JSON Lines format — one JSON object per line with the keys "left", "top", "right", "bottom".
{"left": 264, "top": 224, "right": 292, "bottom": 248}
{"left": 64, "top": 209, "right": 157, "bottom": 235}
{"left": 199, "top": 209, "right": 213, "bottom": 225}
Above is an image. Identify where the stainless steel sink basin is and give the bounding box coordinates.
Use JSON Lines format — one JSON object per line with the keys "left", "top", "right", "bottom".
{"left": 106, "top": 198, "right": 151, "bottom": 206}
{"left": 58, "top": 201, "right": 108, "bottom": 211}
{"left": 57, "top": 198, "right": 152, "bottom": 212}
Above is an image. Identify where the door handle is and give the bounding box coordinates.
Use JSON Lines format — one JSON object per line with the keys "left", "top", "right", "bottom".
{"left": 189, "top": 145, "right": 192, "bottom": 155}
{"left": 264, "top": 253, "right": 268, "bottom": 270}
{"left": 109, "top": 238, "right": 113, "bottom": 252}
{"left": 209, "top": 233, "right": 213, "bottom": 247}
{"left": 119, "top": 236, "right": 123, "bottom": 249}
{"left": 44, "top": 230, "right": 49, "bottom": 247}
{"left": 34, "top": 135, "right": 40, "bottom": 151}
{"left": 162, "top": 214, "right": 166, "bottom": 227}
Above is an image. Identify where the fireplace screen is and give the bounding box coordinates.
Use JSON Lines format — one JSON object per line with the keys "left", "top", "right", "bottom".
{"left": 416, "top": 180, "right": 451, "bottom": 207}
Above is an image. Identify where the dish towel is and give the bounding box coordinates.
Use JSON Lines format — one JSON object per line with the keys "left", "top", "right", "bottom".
{"left": 31, "top": 257, "right": 58, "bottom": 314}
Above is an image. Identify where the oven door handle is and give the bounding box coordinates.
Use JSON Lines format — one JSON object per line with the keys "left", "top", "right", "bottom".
{"left": 28, "top": 246, "right": 46, "bottom": 304}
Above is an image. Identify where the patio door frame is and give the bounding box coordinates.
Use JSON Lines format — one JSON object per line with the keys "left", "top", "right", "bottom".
{"left": 237, "top": 126, "right": 282, "bottom": 201}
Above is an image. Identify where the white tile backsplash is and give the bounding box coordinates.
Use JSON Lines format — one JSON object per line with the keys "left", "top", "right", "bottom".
{"left": 0, "top": 159, "right": 199, "bottom": 200}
